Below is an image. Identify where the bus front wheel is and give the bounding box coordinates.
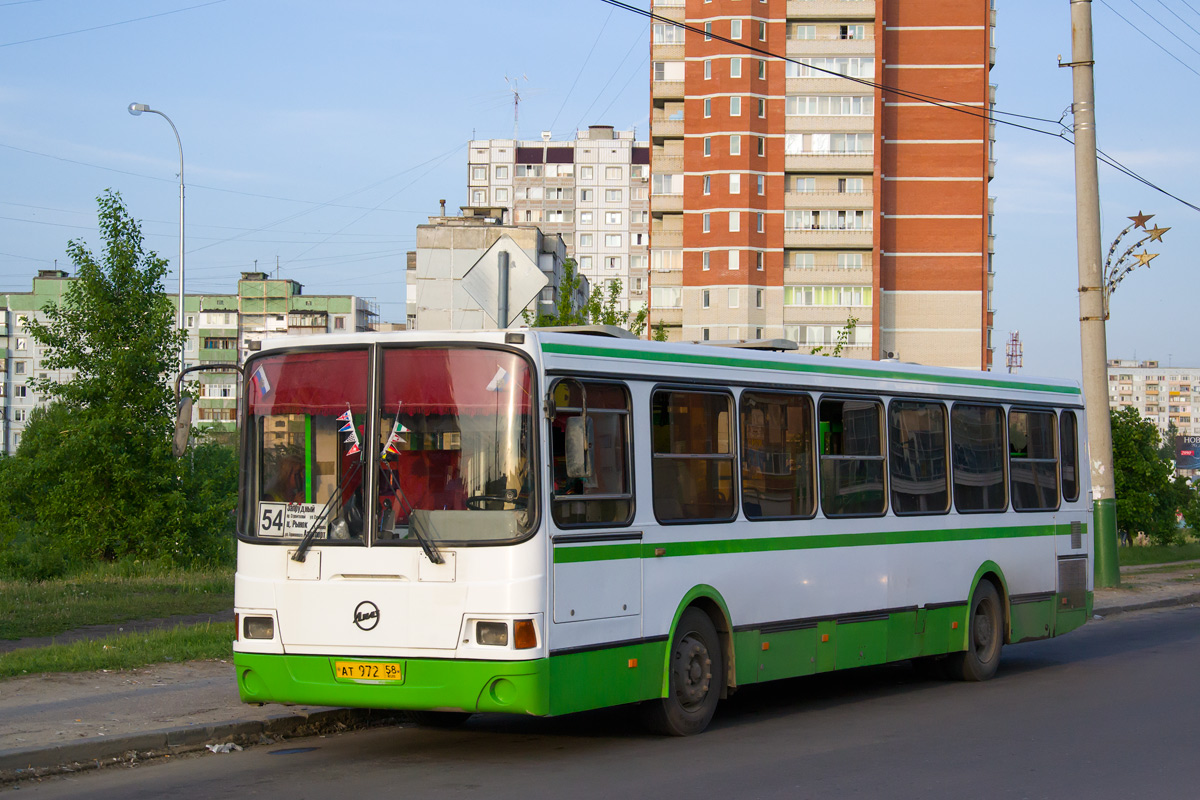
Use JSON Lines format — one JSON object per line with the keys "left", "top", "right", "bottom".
{"left": 644, "top": 608, "right": 723, "bottom": 736}
{"left": 946, "top": 580, "right": 1003, "bottom": 682}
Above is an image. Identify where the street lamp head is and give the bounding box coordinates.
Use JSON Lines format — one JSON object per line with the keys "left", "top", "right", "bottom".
{"left": 127, "top": 102, "right": 150, "bottom": 116}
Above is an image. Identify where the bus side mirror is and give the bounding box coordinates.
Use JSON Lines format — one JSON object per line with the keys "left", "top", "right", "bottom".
{"left": 172, "top": 396, "right": 194, "bottom": 459}
{"left": 565, "top": 416, "right": 593, "bottom": 479}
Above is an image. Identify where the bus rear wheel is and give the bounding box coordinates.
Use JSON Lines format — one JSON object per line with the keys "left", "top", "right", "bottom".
{"left": 644, "top": 608, "right": 723, "bottom": 736}
{"left": 946, "top": 580, "right": 1003, "bottom": 682}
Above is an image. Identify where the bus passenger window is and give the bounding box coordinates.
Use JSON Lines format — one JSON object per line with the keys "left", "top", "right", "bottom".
{"left": 1060, "top": 411, "right": 1079, "bottom": 502}
{"left": 550, "top": 380, "right": 634, "bottom": 527}
{"left": 1009, "top": 409, "right": 1059, "bottom": 511}
{"left": 818, "top": 398, "right": 885, "bottom": 517}
{"left": 951, "top": 404, "right": 1007, "bottom": 513}
{"left": 652, "top": 390, "right": 736, "bottom": 523}
{"left": 888, "top": 400, "right": 950, "bottom": 515}
{"left": 740, "top": 392, "right": 815, "bottom": 519}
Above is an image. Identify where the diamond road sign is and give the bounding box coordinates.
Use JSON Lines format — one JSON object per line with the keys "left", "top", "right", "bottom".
{"left": 461, "top": 235, "right": 547, "bottom": 327}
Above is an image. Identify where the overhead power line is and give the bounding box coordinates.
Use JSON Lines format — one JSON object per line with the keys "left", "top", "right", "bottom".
{"left": 0, "top": 0, "right": 229, "bottom": 48}
{"left": 597, "top": 0, "right": 1200, "bottom": 214}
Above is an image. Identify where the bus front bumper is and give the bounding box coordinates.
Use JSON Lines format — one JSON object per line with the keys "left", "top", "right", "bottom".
{"left": 235, "top": 652, "right": 550, "bottom": 716}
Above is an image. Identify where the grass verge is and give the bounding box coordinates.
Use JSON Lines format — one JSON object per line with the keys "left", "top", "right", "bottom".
{"left": 1118, "top": 542, "right": 1200, "bottom": 567}
{"left": 0, "top": 565, "right": 233, "bottom": 641}
{"left": 0, "top": 622, "right": 234, "bottom": 679}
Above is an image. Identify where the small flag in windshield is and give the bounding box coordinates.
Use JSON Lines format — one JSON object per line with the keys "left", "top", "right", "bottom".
{"left": 251, "top": 365, "right": 271, "bottom": 397}
{"left": 485, "top": 366, "right": 510, "bottom": 392}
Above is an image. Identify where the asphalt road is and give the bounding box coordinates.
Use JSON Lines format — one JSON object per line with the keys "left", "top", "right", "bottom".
{"left": 15, "top": 606, "right": 1200, "bottom": 800}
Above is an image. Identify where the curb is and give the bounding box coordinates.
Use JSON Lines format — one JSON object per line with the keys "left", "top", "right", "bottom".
{"left": 0, "top": 707, "right": 392, "bottom": 781}
{"left": 1092, "top": 591, "right": 1200, "bottom": 618}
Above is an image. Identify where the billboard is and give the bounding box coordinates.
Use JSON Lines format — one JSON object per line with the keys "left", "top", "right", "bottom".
{"left": 1178, "top": 435, "right": 1200, "bottom": 470}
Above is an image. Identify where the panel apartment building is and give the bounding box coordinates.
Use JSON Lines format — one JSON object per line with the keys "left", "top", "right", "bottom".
{"left": 467, "top": 126, "right": 650, "bottom": 315}
{"left": 1, "top": 269, "right": 376, "bottom": 451}
{"left": 650, "top": 0, "right": 995, "bottom": 367}
{"left": 1107, "top": 360, "right": 1199, "bottom": 438}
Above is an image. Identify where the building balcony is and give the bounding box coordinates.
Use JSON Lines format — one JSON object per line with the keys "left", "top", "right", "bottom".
{"left": 784, "top": 228, "right": 874, "bottom": 248}
{"left": 785, "top": 38, "right": 876, "bottom": 57}
{"left": 651, "top": 116, "right": 685, "bottom": 138}
{"left": 649, "top": 307, "right": 683, "bottom": 326}
{"left": 199, "top": 348, "right": 238, "bottom": 362}
{"left": 785, "top": 153, "right": 874, "bottom": 172}
{"left": 652, "top": 154, "right": 684, "bottom": 173}
{"left": 787, "top": 0, "right": 876, "bottom": 19}
{"left": 651, "top": 229, "right": 683, "bottom": 249}
{"left": 651, "top": 80, "right": 685, "bottom": 101}
{"left": 785, "top": 190, "right": 875, "bottom": 210}
{"left": 652, "top": 2, "right": 685, "bottom": 21}
{"left": 786, "top": 77, "right": 871, "bottom": 95}
{"left": 784, "top": 115, "right": 875, "bottom": 133}
{"left": 651, "top": 44, "right": 684, "bottom": 62}
{"left": 651, "top": 194, "right": 684, "bottom": 213}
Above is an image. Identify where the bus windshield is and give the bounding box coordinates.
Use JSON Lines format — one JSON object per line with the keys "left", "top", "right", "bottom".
{"left": 242, "top": 346, "right": 536, "bottom": 545}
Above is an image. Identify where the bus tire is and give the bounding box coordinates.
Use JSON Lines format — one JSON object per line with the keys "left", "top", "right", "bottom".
{"left": 644, "top": 608, "right": 723, "bottom": 736}
{"left": 946, "top": 580, "right": 1003, "bottom": 682}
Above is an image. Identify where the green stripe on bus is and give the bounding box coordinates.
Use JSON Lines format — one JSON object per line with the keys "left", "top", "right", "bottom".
{"left": 553, "top": 523, "right": 1083, "bottom": 564}
{"left": 541, "top": 342, "right": 1081, "bottom": 396}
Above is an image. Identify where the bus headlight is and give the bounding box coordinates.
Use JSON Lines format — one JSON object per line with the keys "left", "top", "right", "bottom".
{"left": 244, "top": 616, "right": 275, "bottom": 640}
{"left": 475, "top": 621, "right": 508, "bottom": 646}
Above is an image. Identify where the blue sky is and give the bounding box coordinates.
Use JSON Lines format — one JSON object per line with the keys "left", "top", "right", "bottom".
{"left": 1, "top": 0, "right": 1196, "bottom": 377}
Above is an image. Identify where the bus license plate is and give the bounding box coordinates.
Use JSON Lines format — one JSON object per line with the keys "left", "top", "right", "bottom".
{"left": 334, "top": 660, "right": 403, "bottom": 682}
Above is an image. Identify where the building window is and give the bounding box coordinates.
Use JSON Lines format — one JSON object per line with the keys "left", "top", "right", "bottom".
{"left": 704, "top": 59, "right": 712, "bottom": 79}
{"left": 702, "top": 289, "right": 711, "bottom": 309}
{"left": 704, "top": 98, "right": 711, "bottom": 118}
{"left": 756, "top": 251, "right": 764, "bottom": 271}
{"left": 729, "top": 250, "right": 740, "bottom": 270}
{"left": 580, "top": 166, "right": 594, "bottom": 180}
{"left": 758, "top": 97, "right": 766, "bottom": 118}
{"left": 756, "top": 213, "right": 764, "bottom": 233}
{"left": 605, "top": 211, "right": 623, "bottom": 225}
{"left": 729, "top": 173, "right": 741, "bottom": 194}
{"left": 605, "top": 234, "right": 622, "bottom": 247}
{"left": 839, "top": 177, "right": 865, "bottom": 193}
{"left": 471, "top": 165, "right": 487, "bottom": 181}
{"left": 728, "top": 288, "right": 739, "bottom": 308}
{"left": 840, "top": 24, "right": 866, "bottom": 40}
{"left": 334, "top": 317, "right": 346, "bottom": 330}
{"left": 795, "top": 177, "right": 816, "bottom": 192}
{"left": 759, "top": 21, "right": 767, "bottom": 40}
{"left": 703, "top": 213, "right": 711, "bottom": 233}
{"left": 495, "top": 187, "right": 509, "bottom": 202}
{"left": 494, "top": 165, "right": 509, "bottom": 180}
{"left": 729, "top": 211, "right": 740, "bottom": 232}
{"left": 704, "top": 137, "right": 711, "bottom": 157}
{"left": 605, "top": 189, "right": 622, "bottom": 202}
{"left": 755, "top": 289, "right": 764, "bottom": 308}
{"left": 757, "top": 137, "right": 765, "bottom": 156}
{"left": 730, "top": 57, "right": 742, "bottom": 78}
{"left": 731, "top": 19, "right": 742, "bottom": 39}
{"left": 605, "top": 256, "right": 621, "bottom": 270}
{"left": 15, "top": 385, "right": 27, "bottom": 398}
{"left": 578, "top": 233, "right": 593, "bottom": 248}
{"left": 702, "top": 251, "right": 711, "bottom": 270}
{"left": 650, "top": 287, "right": 682, "bottom": 307}
{"left": 579, "top": 256, "right": 594, "bottom": 270}
{"left": 15, "top": 337, "right": 26, "bottom": 351}
{"left": 758, "top": 59, "right": 766, "bottom": 80}
{"left": 186, "top": 315, "right": 195, "bottom": 328}
{"left": 579, "top": 211, "right": 593, "bottom": 225}
{"left": 703, "top": 175, "right": 711, "bottom": 194}
{"left": 653, "top": 22, "right": 685, "bottom": 43}
{"left": 789, "top": 23, "right": 815, "bottom": 40}
{"left": 606, "top": 166, "right": 622, "bottom": 180}
{"left": 701, "top": 328, "right": 711, "bottom": 341}
{"left": 730, "top": 134, "right": 741, "bottom": 155}
{"left": 704, "top": 21, "right": 712, "bottom": 40}
{"left": 838, "top": 253, "right": 864, "bottom": 269}
{"left": 757, "top": 174, "right": 765, "bottom": 195}
{"left": 471, "top": 189, "right": 486, "bottom": 205}
{"left": 730, "top": 96, "right": 741, "bottom": 116}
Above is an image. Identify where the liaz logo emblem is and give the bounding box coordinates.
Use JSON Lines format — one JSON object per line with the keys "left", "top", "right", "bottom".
{"left": 353, "top": 601, "right": 380, "bottom": 631}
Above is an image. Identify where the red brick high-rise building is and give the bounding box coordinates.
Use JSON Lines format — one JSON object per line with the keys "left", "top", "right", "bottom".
{"left": 650, "top": 0, "right": 994, "bottom": 369}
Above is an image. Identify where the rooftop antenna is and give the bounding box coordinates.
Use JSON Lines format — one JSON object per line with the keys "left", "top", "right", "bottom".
{"left": 1006, "top": 331, "right": 1023, "bottom": 374}
{"left": 504, "top": 74, "right": 528, "bottom": 141}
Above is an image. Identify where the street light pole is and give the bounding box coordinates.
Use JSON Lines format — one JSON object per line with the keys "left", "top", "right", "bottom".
{"left": 1065, "top": 0, "right": 1119, "bottom": 588}
{"left": 128, "top": 102, "right": 185, "bottom": 374}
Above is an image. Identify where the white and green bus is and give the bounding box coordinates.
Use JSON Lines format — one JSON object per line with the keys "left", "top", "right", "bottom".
{"left": 232, "top": 328, "right": 1091, "bottom": 735}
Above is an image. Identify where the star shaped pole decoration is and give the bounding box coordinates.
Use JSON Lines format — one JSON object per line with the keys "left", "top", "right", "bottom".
{"left": 1145, "top": 225, "right": 1170, "bottom": 242}
{"left": 1134, "top": 251, "right": 1159, "bottom": 267}
{"left": 1128, "top": 210, "right": 1154, "bottom": 229}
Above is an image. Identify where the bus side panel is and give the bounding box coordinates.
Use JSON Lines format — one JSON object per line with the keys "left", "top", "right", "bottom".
{"left": 547, "top": 641, "right": 666, "bottom": 716}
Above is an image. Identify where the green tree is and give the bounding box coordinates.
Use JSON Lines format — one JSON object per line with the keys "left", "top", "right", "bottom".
{"left": 524, "top": 258, "right": 666, "bottom": 340}
{"left": 810, "top": 314, "right": 859, "bottom": 357}
{"left": 1110, "top": 406, "right": 1181, "bottom": 545}
{"left": 4, "top": 190, "right": 227, "bottom": 566}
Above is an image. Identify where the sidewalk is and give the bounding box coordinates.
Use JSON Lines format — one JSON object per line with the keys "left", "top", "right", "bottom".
{"left": 2, "top": 561, "right": 1198, "bottom": 781}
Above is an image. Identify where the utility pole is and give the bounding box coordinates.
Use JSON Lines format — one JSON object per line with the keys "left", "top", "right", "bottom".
{"left": 1066, "top": 0, "right": 1120, "bottom": 587}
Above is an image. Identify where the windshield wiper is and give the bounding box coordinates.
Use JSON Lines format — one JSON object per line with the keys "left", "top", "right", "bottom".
{"left": 292, "top": 459, "right": 363, "bottom": 563}
{"left": 407, "top": 510, "right": 445, "bottom": 565}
